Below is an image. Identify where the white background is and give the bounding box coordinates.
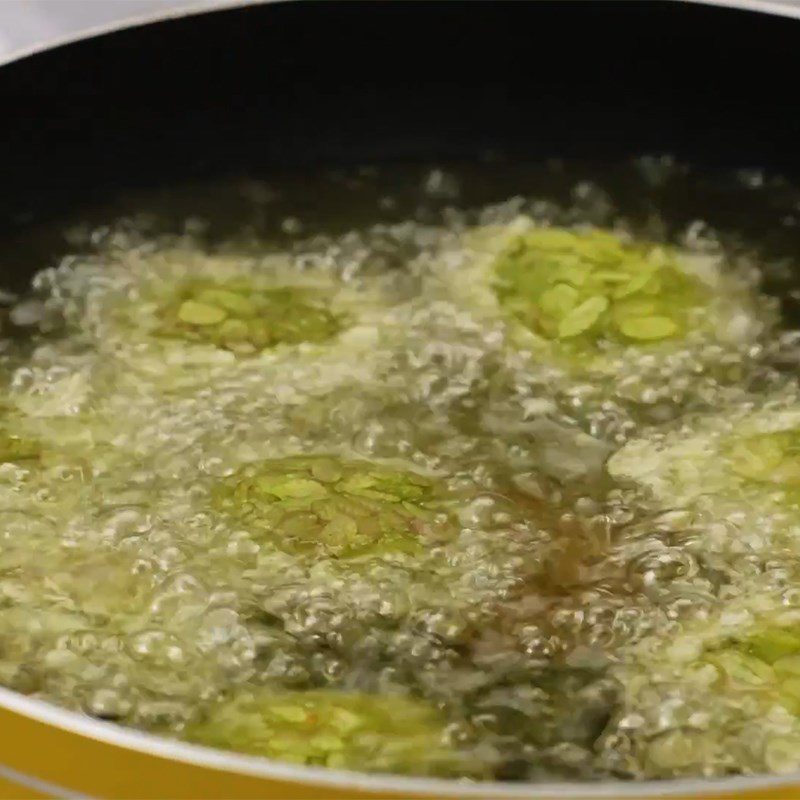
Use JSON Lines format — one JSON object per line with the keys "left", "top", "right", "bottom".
{"left": 0, "top": 0, "right": 249, "bottom": 67}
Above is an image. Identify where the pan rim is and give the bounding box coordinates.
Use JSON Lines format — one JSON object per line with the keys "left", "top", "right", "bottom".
{"left": 0, "top": 0, "right": 798, "bottom": 70}
{"left": 1, "top": 682, "right": 799, "bottom": 797}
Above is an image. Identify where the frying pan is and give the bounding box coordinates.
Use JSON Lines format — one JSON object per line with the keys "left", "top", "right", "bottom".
{"left": 1, "top": 1, "right": 800, "bottom": 797}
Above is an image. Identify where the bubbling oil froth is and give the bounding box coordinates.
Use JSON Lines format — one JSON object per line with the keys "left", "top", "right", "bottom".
{"left": 0, "top": 165, "right": 797, "bottom": 780}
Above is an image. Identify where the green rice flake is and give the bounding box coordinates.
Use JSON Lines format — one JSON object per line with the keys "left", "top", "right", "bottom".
{"left": 184, "top": 689, "right": 478, "bottom": 777}
{"left": 177, "top": 300, "right": 227, "bottom": 326}
{"left": 538, "top": 283, "right": 579, "bottom": 319}
{"left": 747, "top": 629, "right": 800, "bottom": 664}
{"left": 557, "top": 295, "right": 609, "bottom": 339}
{"left": 492, "top": 227, "right": 709, "bottom": 352}
{"left": 257, "top": 477, "right": 327, "bottom": 500}
{"left": 157, "top": 279, "right": 343, "bottom": 353}
{"left": 0, "top": 431, "right": 41, "bottom": 463}
{"left": 195, "top": 288, "right": 258, "bottom": 317}
{"left": 617, "top": 315, "right": 678, "bottom": 341}
{"left": 613, "top": 268, "right": 656, "bottom": 300}
{"left": 212, "top": 457, "right": 456, "bottom": 558}
{"left": 775, "top": 655, "right": 800, "bottom": 678}
{"left": 725, "top": 430, "right": 800, "bottom": 487}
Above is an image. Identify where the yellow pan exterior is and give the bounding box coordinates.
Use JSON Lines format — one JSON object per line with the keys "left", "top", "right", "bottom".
{"left": 0, "top": 695, "right": 422, "bottom": 800}
{"left": 2, "top": 690, "right": 800, "bottom": 800}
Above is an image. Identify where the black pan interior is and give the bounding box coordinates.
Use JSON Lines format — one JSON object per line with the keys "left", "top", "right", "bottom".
{"left": 0, "top": 0, "right": 798, "bottom": 291}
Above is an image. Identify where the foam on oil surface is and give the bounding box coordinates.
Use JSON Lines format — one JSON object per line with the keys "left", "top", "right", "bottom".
{"left": 0, "top": 162, "right": 799, "bottom": 780}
